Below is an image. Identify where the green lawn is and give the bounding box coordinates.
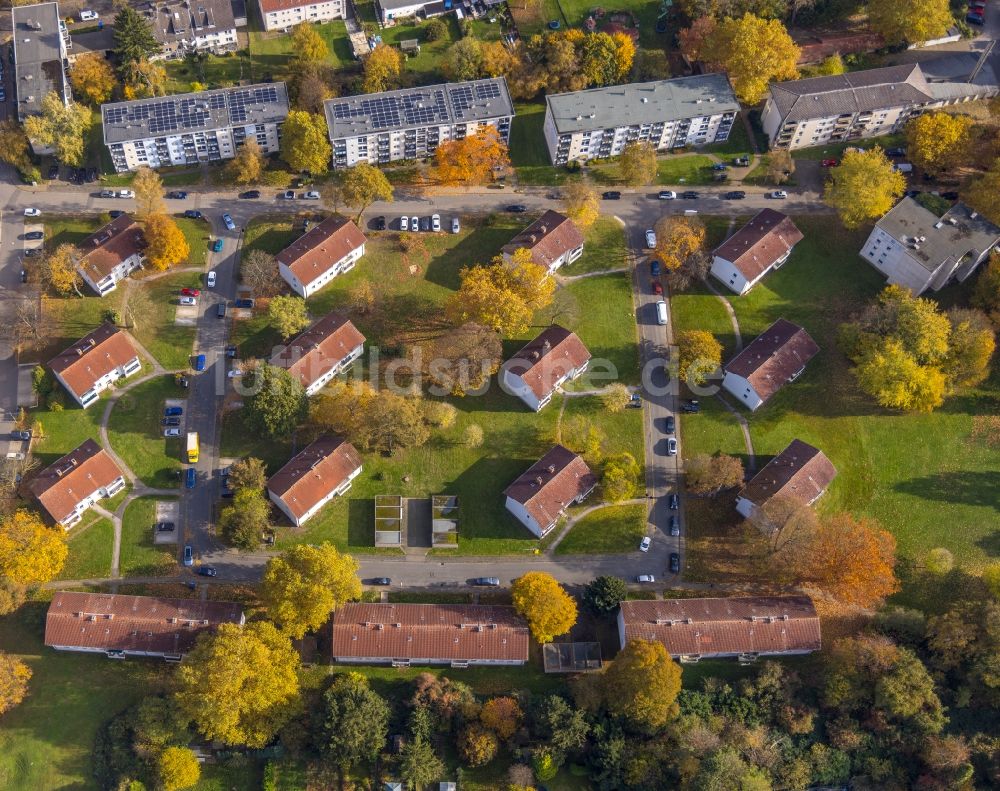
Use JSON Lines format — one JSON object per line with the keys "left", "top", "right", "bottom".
{"left": 566, "top": 217, "right": 629, "bottom": 275}
{"left": 43, "top": 215, "right": 102, "bottom": 249}
{"left": 30, "top": 398, "right": 105, "bottom": 466}
{"left": 560, "top": 272, "right": 640, "bottom": 386}
{"left": 555, "top": 0, "right": 669, "bottom": 48}
{"left": 790, "top": 133, "right": 905, "bottom": 160}
{"left": 670, "top": 280, "right": 740, "bottom": 359}
{"left": 107, "top": 376, "right": 188, "bottom": 488}
{"left": 120, "top": 497, "right": 180, "bottom": 577}
{"left": 174, "top": 215, "right": 211, "bottom": 270}
{"left": 555, "top": 502, "right": 647, "bottom": 554}
{"left": 56, "top": 517, "right": 114, "bottom": 580}
{"left": 128, "top": 271, "right": 202, "bottom": 370}
{"left": 510, "top": 102, "right": 564, "bottom": 185}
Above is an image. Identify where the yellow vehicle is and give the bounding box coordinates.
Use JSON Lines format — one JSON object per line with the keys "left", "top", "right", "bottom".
{"left": 186, "top": 431, "right": 199, "bottom": 463}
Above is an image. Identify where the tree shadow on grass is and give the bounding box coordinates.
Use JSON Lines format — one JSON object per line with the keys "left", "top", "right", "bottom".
{"left": 446, "top": 456, "right": 536, "bottom": 542}
{"left": 348, "top": 496, "right": 375, "bottom": 548}
{"left": 423, "top": 224, "right": 526, "bottom": 291}
{"left": 891, "top": 558, "right": 992, "bottom": 614}
{"left": 894, "top": 470, "right": 1000, "bottom": 513}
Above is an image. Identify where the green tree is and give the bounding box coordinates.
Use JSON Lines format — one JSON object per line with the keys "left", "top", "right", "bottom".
{"left": 261, "top": 543, "right": 361, "bottom": 639}
{"left": 602, "top": 639, "right": 682, "bottom": 732}
{"left": 175, "top": 622, "right": 301, "bottom": 747}
{"left": 685, "top": 453, "right": 744, "bottom": 496}
{"left": 279, "top": 110, "right": 332, "bottom": 175}
{"left": 511, "top": 571, "right": 578, "bottom": 643}
{"left": 267, "top": 295, "right": 310, "bottom": 340}
{"left": 869, "top": 0, "right": 952, "bottom": 45}
{"left": 425, "top": 17, "right": 449, "bottom": 41}
{"left": 322, "top": 672, "right": 390, "bottom": 772}
{"left": 600, "top": 382, "right": 632, "bottom": 413}
{"left": 582, "top": 575, "right": 628, "bottom": 615}
{"left": 443, "top": 37, "right": 484, "bottom": 81}
{"left": 824, "top": 148, "right": 906, "bottom": 229}
{"left": 23, "top": 95, "right": 93, "bottom": 167}
{"left": 218, "top": 489, "right": 270, "bottom": 551}
{"left": 618, "top": 141, "right": 658, "bottom": 186}
{"left": 340, "top": 163, "right": 393, "bottom": 222}
{"left": 972, "top": 251, "right": 1000, "bottom": 324}
{"left": 291, "top": 22, "right": 329, "bottom": 62}
{"left": 602, "top": 452, "right": 640, "bottom": 502}
{"left": 113, "top": 6, "right": 161, "bottom": 65}
{"left": 244, "top": 365, "right": 308, "bottom": 438}
{"left": 157, "top": 746, "right": 200, "bottom": 791}
{"left": 534, "top": 694, "right": 590, "bottom": 762}
{"left": 227, "top": 457, "right": 267, "bottom": 492}
{"left": 399, "top": 735, "right": 445, "bottom": 788}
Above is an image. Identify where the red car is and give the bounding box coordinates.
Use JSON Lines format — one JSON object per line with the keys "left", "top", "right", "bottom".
{"left": 651, "top": 280, "right": 663, "bottom": 295}
{"left": 821, "top": 158, "right": 839, "bottom": 167}
{"left": 180, "top": 287, "right": 201, "bottom": 297}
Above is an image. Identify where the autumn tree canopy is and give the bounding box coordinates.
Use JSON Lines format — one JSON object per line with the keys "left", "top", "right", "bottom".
{"left": 362, "top": 44, "right": 404, "bottom": 93}
{"left": 340, "top": 163, "right": 393, "bottom": 222}
{"left": 824, "top": 148, "right": 906, "bottom": 229}
{"left": 561, "top": 180, "right": 600, "bottom": 229}
{"left": 653, "top": 216, "right": 706, "bottom": 272}
{"left": 617, "top": 141, "right": 658, "bottom": 187}
{"left": 0, "top": 510, "right": 67, "bottom": 586}
{"left": 427, "top": 322, "right": 502, "bottom": 396}
{"left": 446, "top": 251, "right": 554, "bottom": 336}
{"left": 676, "top": 329, "right": 723, "bottom": 387}
{"left": 0, "top": 651, "right": 32, "bottom": 717}
{"left": 69, "top": 52, "right": 116, "bottom": 105}
{"left": 905, "top": 112, "right": 974, "bottom": 174}
{"left": 601, "top": 639, "right": 682, "bottom": 732}
{"left": 699, "top": 14, "right": 799, "bottom": 104}
{"left": 433, "top": 127, "right": 510, "bottom": 186}
{"left": 310, "top": 381, "right": 430, "bottom": 455}
{"left": 23, "top": 94, "right": 93, "bottom": 167}
{"left": 143, "top": 214, "right": 190, "bottom": 270}
{"left": 868, "top": 0, "right": 952, "bottom": 46}
{"left": 511, "top": 571, "right": 578, "bottom": 643}
{"left": 280, "top": 110, "right": 332, "bottom": 175}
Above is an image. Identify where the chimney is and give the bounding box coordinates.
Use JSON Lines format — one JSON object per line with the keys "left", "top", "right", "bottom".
{"left": 547, "top": 464, "right": 556, "bottom": 474}
{"left": 534, "top": 475, "right": 544, "bottom": 486}
{"left": 542, "top": 340, "right": 551, "bottom": 353}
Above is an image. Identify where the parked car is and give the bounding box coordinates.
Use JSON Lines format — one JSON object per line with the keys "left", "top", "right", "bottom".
{"left": 770, "top": 190, "right": 788, "bottom": 199}
{"left": 155, "top": 521, "right": 175, "bottom": 532}
{"left": 225, "top": 345, "right": 238, "bottom": 358}
{"left": 886, "top": 147, "right": 906, "bottom": 157}
{"left": 407, "top": 215, "right": 417, "bottom": 233}
{"left": 639, "top": 536, "right": 651, "bottom": 552}
{"left": 24, "top": 231, "right": 44, "bottom": 241}
{"left": 419, "top": 216, "right": 430, "bottom": 232}
{"left": 669, "top": 493, "right": 679, "bottom": 510}
{"left": 109, "top": 210, "right": 125, "bottom": 219}
{"left": 234, "top": 298, "right": 255, "bottom": 309}
{"left": 240, "top": 190, "right": 261, "bottom": 199}
{"left": 506, "top": 204, "right": 528, "bottom": 213}
{"left": 183, "top": 544, "right": 194, "bottom": 565}
{"left": 281, "top": 190, "right": 295, "bottom": 200}
{"left": 669, "top": 515, "right": 680, "bottom": 536}
{"left": 47, "top": 165, "right": 60, "bottom": 180}
{"left": 627, "top": 393, "right": 642, "bottom": 408}
{"left": 100, "top": 188, "right": 116, "bottom": 198}
{"left": 399, "top": 215, "right": 409, "bottom": 231}
{"left": 181, "top": 287, "right": 201, "bottom": 297}
{"left": 636, "top": 574, "right": 655, "bottom": 583}
{"left": 652, "top": 280, "right": 663, "bottom": 295}
{"left": 658, "top": 190, "right": 676, "bottom": 200}
{"left": 20, "top": 268, "right": 27, "bottom": 283}
{"left": 161, "top": 417, "right": 181, "bottom": 427}
{"left": 226, "top": 368, "right": 241, "bottom": 378}
{"left": 669, "top": 553, "right": 680, "bottom": 573}
{"left": 118, "top": 189, "right": 134, "bottom": 198}
{"left": 681, "top": 400, "right": 700, "bottom": 413}
{"left": 820, "top": 158, "right": 839, "bottom": 167}
{"left": 451, "top": 217, "right": 461, "bottom": 233}
{"left": 193, "top": 354, "right": 206, "bottom": 371}
{"left": 733, "top": 156, "right": 750, "bottom": 166}
{"left": 23, "top": 208, "right": 40, "bottom": 217}
{"left": 711, "top": 163, "right": 728, "bottom": 171}
{"left": 967, "top": 8, "right": 984, "bottom": 23}
{"left": 680, "top": 191, "right": 700, "bottom": 199}
{"left": 373, "top": 215, "right": 386, "bottom": 230}
{"left": 723, "top": 191, "right": 746, "bottom": 200}
{"left": 166, "top": 190, "right": 187, "bottom": 199}
{"left": 179, "top": 296, "right": 197, "bottom": 307}
{"left": 667, "top": 437, "right": 677, "bottom": 455}
{"left": 302, "top": 191, "right": 321, "bottom": 200}
{"left": 206, "top": 271, "right": 217, "bottom": 287}
{"left": 602, "top": 190, "right": 622, "bottom": 200}
{"left": 665, "top": 415, "right": 675, "bottom": 434}
{"left": 371, "top": 577, "right": 392, "bottom": 585}
{"left": 211, "top": 239, "right": 223, "bottom": 253}
{"left": 80, "top": 9, "right": 98, "bottom": 21}
{"left": 23, "top": 248, "right": 40, "bottom": 257}
{"left": 185, "top": 468, "right": 196, "bottom": 489}
{"left": 222, "top": 213, "right": 236, "bottom": 231}
{"left": 892, "top": 163, "right": 914, "bottom": 173}
{"left": 645, "top": 229, "right": 656, "bottom": 248}
{"left": 650, "top": 259, "right": 661, "bottom": 276}
{"left": 217, "top": 303, "right": 227, "bottom": 318}
{"left": 197, "top": 566, "right": 217, "bottom": 577}
{"left": 431, "top": 214, "right": 441, "bottom": 232}
{"left": 472, "top": 577, "right": 501, "bottom": 586}
{"left": 10, "top": 430, "right": 30, "bottom": 441}
{"left": 184, "top": 210, "right": 203, "bottom": 219}
{"left": 164, "top": 406, "right": 183, "bottom": 416}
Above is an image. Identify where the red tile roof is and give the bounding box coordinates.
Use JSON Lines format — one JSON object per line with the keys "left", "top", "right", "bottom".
{"left": 504, "top": 445, "right": 597, "bottom": 531}
{"left": 48, "top": 323, "right": 140, "bottom": 400}
{"left": 725, "top": 319, "right": 819, "bottom": 403}
{"left": 713, "top": 209, "right": 804, "bottom": 283}
{"left": 740, "top": 439, "right": 837, "bottom": 509}
{"left": 619, "top": 596, "right": 821, "bottom": 657}
{"left": 76, "top": 213, "right": 145, "bottom": 283}
{"left": 44, "top": 591, "right": 244, "bottom": 656}
{"left": 331, "top": 602, "right": 529, "bottom": 663}
{"left": 270, "top": 312, "right": 365, "bottom": 389}
{"left": 275, "top": 215, "right": 366, "bottom": 287}
{"left": 502, "top": 210, "right": 585, "bottom": 270}
{"left": 267, "top": 435, "right": 362, "bottom": 522}
{"left": 30, "top": 439, "right": 125, "bottom": 524}
{"left": 504, "top": 325, "right": 591, "bottom": 401}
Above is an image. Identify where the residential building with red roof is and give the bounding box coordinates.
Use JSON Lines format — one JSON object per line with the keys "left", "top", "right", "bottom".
{"left": 48, "top": 323, "right": 142, "bottom": 408}
{"left": 270, "top": 312, "right": 365, "bottom": 396}
{"left": 45, "top": 591, "right": 244, "bottom": 660}
{"left": 736, "top": 439, "right": 837, "bottom": 519}
{"left": 502, "top": 210, "right": 585, "bottom": 274}
{"left": 75, "top": 214, "right": 145, "bottom": 296}
{"left": 500, "top": 325, "right": 591, "bottom": 411}
{"left": 331, "top": 602, "right": 529, "bottom": 667}
{"left": 276, "top": 215, "right": 367, "bottom": 298}
{"left": 618, "top": 596, "right": 821, "bottom": 662}
{"left": 710, "top": 209, "right": 804, "bottom": 295}
{"left": 722, "top": 319, "right": 819, "bottom": 411}
{"left": 267, "top": 436, "right": 362, "bottom": 526}
{"left": 258, "top": 0, "right": 344, "bottom": 32}
{"left": 30, "top": 439, "right": 127, "bottom": 528}
{"left": 504, "top": 444, "right": 597, "bottom": 537}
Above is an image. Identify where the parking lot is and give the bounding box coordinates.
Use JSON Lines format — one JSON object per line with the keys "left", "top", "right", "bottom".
{"left": 153, "top": 499, "right": 179, "bottom": 545}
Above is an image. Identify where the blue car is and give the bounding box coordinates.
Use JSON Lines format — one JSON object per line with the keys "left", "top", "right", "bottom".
{"left": 185, "top": 468, "right": 196, "bottom": 489}
{"left": 650, "top": 259, "right": 661, "bottom": 277}
{"left": 222, "top": 213, "right": 236, "bottom": 231}
{"left": 212, "top": 239, "right": 223, "bottom": 252}
{"left": 183, "top": 544, "right": 194, "bottom": 565}
{"left": 184, "top": 210, "right": 203, "bottom": 219}
{"left": 194, "top": 354, "right": 206, "bottom": 371}
{"left": 164, "top": 406, "right": 183, "bottom": 416}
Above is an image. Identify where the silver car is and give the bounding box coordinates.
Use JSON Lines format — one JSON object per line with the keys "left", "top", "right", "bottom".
{"left": 431, "top": 214, "right": 441, "bottom": 232}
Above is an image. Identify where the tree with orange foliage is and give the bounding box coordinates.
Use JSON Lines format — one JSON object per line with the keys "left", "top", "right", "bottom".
{"left": 653, "top": 215, "right": 706, "bottom": 272}
{"left": 803, "top": 513, "right": 899, "bottom": 608}
{"left": 433, "top": 126, "right": 510, "bottom": 186}
{"left": 480, "top": 696, "right": 523, "bottom": 740}
{"left": 678, "top": 16, "right": 716, "bottom": 63}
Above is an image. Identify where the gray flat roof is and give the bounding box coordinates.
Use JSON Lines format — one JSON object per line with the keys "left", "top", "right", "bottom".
{"left": 876, "top": 198, "right": 1000, "bottom": 273}
{"left": 324, "top": 77, "right": 513, "bottom": 139}
{"left": 13, "top": 2, "right": 69, "bottom": 119}
{"left": 545, "top": 74, "right": 739, "bottom": 135}
{"left": 102, "top": 83, "right": 289, "bottom": 144}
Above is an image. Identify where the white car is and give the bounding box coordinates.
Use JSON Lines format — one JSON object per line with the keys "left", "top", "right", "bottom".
{"left": 636, "top": 574, "right": 655, "bottom": 583}
{"left": 451, "top": 217, "right": 460, "bottom": 234}
{"left": 206, "top": 271, "right": 217, "bottom": 288}
{"left": 118, "top": 189, "right": 134, "bottom": 199}
{"left": 164, "top": 428, "right": 181, "bottom": 438}
{"left": 302, "top": 191, "right": 321, "bottom": 200}
{"left": 667, "top": 437, "right": 678, "bottom": 455}
{"left": 431, "top": 214, "right": 441, "bottom": 232}
{"left": 639, "top": 536, "right": 651, "bottom": 552}
{"left": 658, "top": 190, "right": 677, "bottom": 200}
{"left": 645, "top": 229, "right": 656, "bottom": 249}
{"left": 400, "top": 216, "right": 409, "bottom": 231}
{"left": 770, "top": 190, "right": 788, "bottom": 199}
{"left": 179, "top": 296, "right": 197, "bottom": 306}
{"left": 227, "top": 369, "right": 242, "bottom": 378}
{"left": 79, "top": 9, "right": 98, "bottom": 21}
{"left": 23, "top": 208, "right": 40, "bottom": 217}
{"left": 410, "top": 216, "right": 418, "bottom": 232}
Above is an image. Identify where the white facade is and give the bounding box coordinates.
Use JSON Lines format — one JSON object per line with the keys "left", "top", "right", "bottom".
{"left": 504, "top": 495, "right": 546, "bottom": 537}
{"left": 261, "top": 0, "right": 344, "bottom": 31}
{"left": 279, "top": 242, "right": 365, "bottom": 297}
{"left": 58, "top": 475, "right": 127, "bottom": 528}
{"left": 709, "top": 248, "right": 793, "bottom": 296}
{"left": 302, "top": 342, "right": 364, "bottom": 396}
{"left": 108, "top": 124, "right": 281, "bottom": 172}
{"left": 334, "top": 652, "right": 525, "bottom": 667}
{"left": 154, "top": 26, "right": 237, "bottom": 58}
{"left": 333, "top": 118, "right": 510, "bottom": 167}
{"left": 79, "top": 251, "right": 144, "bottom": 297}
{"left": 762, "top": 100, "right": 917, "bottom": 151}
{"left": 55, "top": 355, "right": 141, "bottom": 408}
{"left": 721, "top": 371, "right": 766, "bottom": 413}
{"left": 376, "top": 0, "right": 428, "bottom": 23}
{"left": 503, "top": 243, "right": 583, "bottom": 275}
{"left": 268, "top": 464, "right": 361, "bottom": 527}
{"left": 500, "top": 360, "right": 588, "bottom": 412}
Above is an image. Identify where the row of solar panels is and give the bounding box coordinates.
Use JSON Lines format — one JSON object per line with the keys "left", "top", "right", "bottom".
{"left": 103, "top": 86, "right": 281, "bottom": 135}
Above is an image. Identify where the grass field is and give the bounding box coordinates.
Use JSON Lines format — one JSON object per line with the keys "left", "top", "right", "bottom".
{"left": 107, "top": 376, "right": 188, "bottom": 488}
{"left": 566, "top": 217, "right": 629, "bottom": 276}
{"left": 56, "top": 517, "right": 114, "bottom": 580}
{"left": 120, "top": 497, "right": 180, "bottom": 576}
{"left": 30, "top": 396, "right": 105, "bottom": 466}
{"left": 556, "top": 502, "right": 647, "bottom": 554}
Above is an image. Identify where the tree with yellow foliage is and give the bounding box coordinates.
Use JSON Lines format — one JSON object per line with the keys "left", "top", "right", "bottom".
{"left": 143, "top": 214, "right": 190, "bottom": 271}
{"left": 824, "top": 148, "right": 906, "bottom": 229}
{"left": 362, "top": 44, "right": 403, "bottom": 93}
{"left": 40, "top": 244, "right": 83, "bottom": 296}
{"left": 869, "top": 0, "right": 952, "bottom": 46}
{"left": 700, "top": 13, "right": 799, "bottom": 104}
{"left": 561, "top": 180, "right": 600, "bottom": 229}
{"left": 0, "top": 510, "right": 67, "bottom": 586}
{"left": 433, "top": 126, "right": 510, "bottom": 186}
{"left": 617, "top": 141, "right": 658, "bottom": 186}
{"left": 225, "top": 139, "right": 264, "bottom": 185}
{"left": 157, "top": 746, "right": 201, "bottom": 791}
{"left": 601, "top": 639, "right": 682, "bottom": 732}
{"left": 447, "top": 264, "right": 533, "bottom": 337}
{"left": 340, "top": 162, "right": 393, "bottom": 222}
{"left": 581, "top": 31, "right": 635, "bottom": 87}
{"left": 291, "top": 21, "right": 329, "bottom": 63}
{"left": 481, "top": 40, "right": 519, "bottom": 78}
{"left": 0, "top": 651, "right": 31, "bottom": 717}
{"left": 506, "top": 248, "right": 556, "bottom": 309}
{"left": 69, "top": 52, "right": 116, "bottom": 106}
{"left": 677, "top": 329, "right": 723, "bottom": 387}
{"left": 480, "top": 696, "right": 523, "bottom": 741}
{"left": 280, "top": 110, "right": 332, "bottom": 175}
{"left": 905, "top": 112, "right": 974, "bottom": 174}
{"left": 132, "top": 166, "right": 166, "bottom": 218}
{"left": 511, "top": 571, "right": 577, "bottom": 644}
{"left": 964, "top": 158, "right": 1000, "bottom": 225}
{"left": 23, "top": 94, "right": 93, "bottom": 167}
{"left": 653, "top": 215, "right": 705, "bottom": 271}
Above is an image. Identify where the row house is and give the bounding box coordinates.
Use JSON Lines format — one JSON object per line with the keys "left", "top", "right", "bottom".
{"left": 30, "top": 439, "right": 127, "bottom": 528}
{"left": 275, "top": 215, "right": 367, "bottom": 297}
{"left": 48, "top": 323, "right": 142, "bottom": 408}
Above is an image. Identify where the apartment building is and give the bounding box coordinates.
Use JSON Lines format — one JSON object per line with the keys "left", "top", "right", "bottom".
{"left": 504, "top": 445, "right": 597, "bottom": 538}
{"left": 12, "top": 2, "right": 72, "bottom": 130}
{"left": 267, "top": 436, "right": 362, "bottom": 527}
{"left": 501, "top": 210, "right": 585, "bottom": 275}
{"left": 270, "top": 311, "right": 366, "bottom": 395}
{"left": 258, "top": 0, "right": 344, "bottom": 31}
{"left": 762, "top": 44, "right": 1000, "bottom": 150}
{"left": 542, "top": 74, "right": 739, "bottom": 165}
{"left": 501, "top": 325, "right": 591, "bottom": 412}
{"left": 710, "top": 209, "right": 804, "bottom": 295}
{"left": 324, "top": 77, "right": 514, "bottom": 167}
{"left": 75, "top": 213, "right": 146, "bottom": 296}
{"left": 49, "top": 323, "right": 142, "bottom": 408}
{"left": 722, "top": 319, "right": 819, "bottom": 412}
{"left": 102, "top": 83, "right": 289, "bottom": 172}
{"left": 275, "top": 215, "right": 367, "bottom": 297}
{"left": 30, "top": 440, "right": 127, "bottom": 528}
{"left": 736, "top": 439, "right": 837, "bottom": 519}
{"left": 138, "top": 0, "right": 238, "bottom": 58}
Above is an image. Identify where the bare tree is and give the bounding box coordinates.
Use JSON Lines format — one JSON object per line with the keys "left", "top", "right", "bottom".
{"left": 240, "top": 249, "right": 284, "bottom": 298}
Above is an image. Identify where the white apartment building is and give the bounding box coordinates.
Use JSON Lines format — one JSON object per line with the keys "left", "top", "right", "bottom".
{"left": 763, "top": 44, "right": 1000, "bottom": 150}
{"left": 543, "top": 75, "right": 739, "bottom": 166}
{"left": 30, "top": 440, "right": 127, "bottom": 528}
{"left": 48, "top": 324, "right": 142, "bottom": 408}
{"left": 275, "top": 215, "right": 367, "bottom": 297}
{"left": 12, "top": 2, "right": 72, "bottom": 132}
{"left": 101, "top": 83, "right": 289, "bottom": 172}
{"left": 503, "top": 445, "right": 597, "bottom": 538}
{"left": 270, "top": 312, "right": 366, "bottom": 396}
{"left": 258, "top": 0, "right": 344, "bottom": 31}
{"left": 501, "top": 210, "right": 585, "bottom": 275}
{"left": 500, "top": 325, "right": 591, "bottom": 412}
{"left": 267, "top": 436, "right": 362, "bottom": 527}
{"left": 324, "top": 77, "right": 514, "bottom": 167}
{"left": 138, "top": 0, "right": 238, "bottom": 58}
{"left": 75, "top": 213, "right": 146, "bottom": 296}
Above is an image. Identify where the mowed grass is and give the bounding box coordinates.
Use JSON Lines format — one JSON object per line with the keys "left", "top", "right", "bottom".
{"left": 107, "top": 376, "right": 188, "bottom": 488}
{"left": 120, "top": 497, "right": 180, "bottom": 576}
{"left": 566, "top": 217, "right": 629, "bottom": 276}
{"left": 56, "top": 517, "right": 114, "bottom": 580}
{"left": 30, "top": 397, "right": 105, "bottom": 466}
{"left": 560, "top": 272, "right": 640, "bottom": 386}
{"left": 556, "top": 502, "right": 647, "bottom": 554}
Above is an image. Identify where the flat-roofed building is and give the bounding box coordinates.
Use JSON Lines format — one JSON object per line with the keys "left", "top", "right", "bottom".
{"left": 543, "top": 75, "right": 739, "bottom": 165}
{"left": 331, "top": 602, "right": 529, "bottom": 666}
{"left": 324, "top": 78, "right": 514, "bottom": 167}
{"left": 501, "top": 325, "right": 591, "bottom": 412}
{"left": 736, "top": 439, "right": 837, "bottom": 519}
{"left": 138, "top": 0, "right": 237, "bottom": 58}
{"left": 45, "top": 591, "right": 245, "bottom": 660}
{"left": 270, "top": 312, "right": 365, "bottom": 395}
{"left": 75, "top": 213, "right": 146, "bottom": 296}
{"left": 722, "top": 319, "right": 819, "bottom": 411}
{"left": 618, "top": 596, "right": 821, "bottom": 662}
{"left": 258, "top": 0, "right": 344, "bottom": 31}
{"left": 710, "top": 209, "right": 804, "bottom": 295}
{"left": 504, "top": 445, "right": 597, "bottom": 538}
{"left": 12, "top": 2, "right": 72, "bottom": 134}
{"left": 30, "top": 439, "right": 127, "bottom": 527}
{"left": 275, "top": 215, "right": 367, "bottom": 297}
{"left": 502, "top": 210, "right": 585, "bottom": 275}
{"left": 102, "top": 83, "right": 289, "bottom": 172}
{"left": 49, "top": 323, "right": 142, "bottom": 408}
{"left": 267, "top": 436, "right": 362, "bottom": 527}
